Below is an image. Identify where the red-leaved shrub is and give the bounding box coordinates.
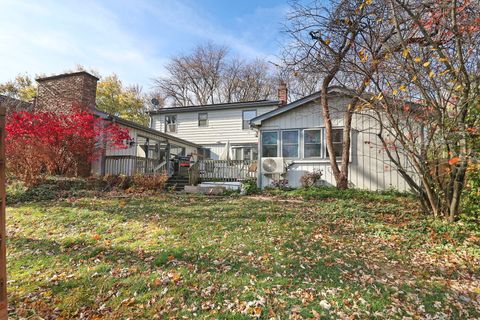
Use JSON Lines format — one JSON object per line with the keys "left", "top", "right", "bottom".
{"left": 6, "top": 109, "right": 130, "bottom": 185}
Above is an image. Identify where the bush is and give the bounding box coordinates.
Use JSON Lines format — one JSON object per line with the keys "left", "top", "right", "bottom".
{"left": 461, "top": 164, "right": 480, "bottom": 222}
{"left": 7, "top": 177, "right": 91, "bottom": 204}
{"left": 131, "top": 173, "right": 168, "bottom": 192}
{"left": 269, "top": 178, "right": 290, "bottom": 190}
{"left": 101, "top": 175, "right": 133, "bottom": 191}
{"left": 300, "top": 170, "right": 323, "bottom": 188}
{"left": 241, "top": 178, "right": 259, "bottom": 195}
{"left": 6, "top": 110, "right": 130, "bottom": 185}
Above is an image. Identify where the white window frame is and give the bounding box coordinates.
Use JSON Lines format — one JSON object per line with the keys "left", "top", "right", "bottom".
{"left": 302, "top": 128, "right": 324, "bottom": 159}
{"left": 261, "top": 130, "right": 279, "bottom": 157}
{"left": 242, "top": 109, "right": 257, "bottom": 130}
{"left": 281, "top": 129, "right": 300, "bottom": 159}
{"left": 198, "top": 112, "right": 208, "bottom": 127}
{"left": 165, "top": 114, "right": 177, "bottom": 133}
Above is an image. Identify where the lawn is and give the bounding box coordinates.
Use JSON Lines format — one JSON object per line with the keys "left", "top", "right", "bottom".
{"left": 6, "top": 189, "right": 480, "bottom": 319}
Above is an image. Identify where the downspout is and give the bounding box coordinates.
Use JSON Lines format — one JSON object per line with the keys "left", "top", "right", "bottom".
{"left": 251, "top": 123, "right": 262, "bottom": 189}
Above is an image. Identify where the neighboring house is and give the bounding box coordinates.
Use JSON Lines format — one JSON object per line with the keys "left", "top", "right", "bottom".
{"left": 148, "top": 92, "right": 287, "bottom": 160}
{"left": 250, "top": 88, "right": 411, "bottom": 191}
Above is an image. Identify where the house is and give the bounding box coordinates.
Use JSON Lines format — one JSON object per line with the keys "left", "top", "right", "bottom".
{"left": 148, "top": 84, "right": 288, "bottom": 161}
{"left": 32, "top": 71, "right": 198, "bottom": 177}
{"left": 249, "top": 88, "right": 411, "bottom": 191}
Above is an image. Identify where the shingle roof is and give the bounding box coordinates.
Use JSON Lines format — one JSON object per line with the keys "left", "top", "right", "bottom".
{"left": 0, "top": 95, "right": 33, "bottom": 111}
{"left": 148, "top": 100, "right": 280, "bottom": 114}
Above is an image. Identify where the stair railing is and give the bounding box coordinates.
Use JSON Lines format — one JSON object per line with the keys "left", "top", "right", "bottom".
{"left": 153, "top": 160, "right": 167, "bottom": 174}
{"left": 188, "top": 161, "right": 200, "bottom": 186}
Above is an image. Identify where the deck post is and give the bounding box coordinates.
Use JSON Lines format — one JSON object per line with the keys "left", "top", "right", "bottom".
{"left": 0, "top": 106, "right": 7, "bottom": 320}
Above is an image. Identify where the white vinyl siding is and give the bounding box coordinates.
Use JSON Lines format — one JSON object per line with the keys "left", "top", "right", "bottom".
{"left": 258, "top": 96, "right": 412, "bottom": 191}
{"left": 151, "top": 105, "right": 277, "bottom": 145}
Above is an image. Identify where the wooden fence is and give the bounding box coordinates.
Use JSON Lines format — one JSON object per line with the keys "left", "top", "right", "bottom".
{"left": 0, "top": 107, "right": 7, "bottom": 319}
{"left": 189, "top": 160, "right": 257, "bottom": 185}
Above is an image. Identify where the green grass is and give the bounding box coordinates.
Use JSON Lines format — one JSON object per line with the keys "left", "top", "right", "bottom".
{"left": 7, "top": 190, "right": 480, "bottom": 319}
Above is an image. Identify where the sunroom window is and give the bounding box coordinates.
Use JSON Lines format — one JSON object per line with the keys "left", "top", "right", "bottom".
{"left": 304, "top": 129, "right": 321, "bottom": 158}
{"left": 282, "top": 130, "right": 299, "bottom": 158}
{"left": 326, "top": 128, "right": 344, "bottom": 158}
{"left": 261, "top": 131, "right": 278, "bottom": 157}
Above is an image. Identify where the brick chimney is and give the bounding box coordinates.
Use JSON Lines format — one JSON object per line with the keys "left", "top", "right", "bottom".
{"left": 35, "top": 71, "right": 99, "bottom": 113}
{"left": 278, "top": 80, "right": 288, "bottom": 106}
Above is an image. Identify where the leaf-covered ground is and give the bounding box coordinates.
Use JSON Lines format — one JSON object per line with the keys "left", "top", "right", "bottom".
{"left": 7, "top": 191, "right": 480, "bottom": 319}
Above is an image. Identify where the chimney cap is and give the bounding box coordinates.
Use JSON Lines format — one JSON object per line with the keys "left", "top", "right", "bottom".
{"left": 36, "top": 71, "right": 99, "bottom": 82}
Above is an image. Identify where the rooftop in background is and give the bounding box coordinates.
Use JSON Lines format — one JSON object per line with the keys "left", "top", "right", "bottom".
{"left": 36, "top": 71, "right": 100, "bottom": 82}
{"left": 149, "top": 100, "right": 280, "bottom": 114}
{"left": 0, "top": 95, "right": 33, "bottom": 112}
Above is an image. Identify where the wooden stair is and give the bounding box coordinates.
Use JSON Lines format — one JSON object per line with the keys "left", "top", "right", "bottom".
{"left": 166, "top": 175, "right": 189, "bottom": 191}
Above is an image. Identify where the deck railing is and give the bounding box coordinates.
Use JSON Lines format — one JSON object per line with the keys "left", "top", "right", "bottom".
{"left": 189, "top": 160, "right": 257, "bottom": 185}
{"left": 105, "top": 156, "right": 164, "bottom": 176}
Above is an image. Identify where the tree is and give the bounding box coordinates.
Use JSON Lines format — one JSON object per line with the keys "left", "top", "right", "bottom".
{"left": 283, "top": 0, "right": 377, "bottom": 189}
{"left": 155, "top": 43, "right": 276, "bottom": 106}
{"left": 5, "top": 109, "right": 130, "bottom": 185}
{"left": 96, "top": 74, "right": 150, "bottom": 126}
{"left": 0, "top": 74, "right": 36, "bottom": 101}
{"left": 356, "top": 0, "right": 480, "bottom": 221}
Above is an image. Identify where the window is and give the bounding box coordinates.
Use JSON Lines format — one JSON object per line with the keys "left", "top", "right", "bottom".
{"left": 198, "top": 112, "right": 208, "bottom": 127}
{"left": 282, "top": 130, "right": 299, "bottom": 158}
{"left": 199, "top": 148, "right": 211, "bottom": 160}
{"left": 232, "top": 147, "right": 258, "bottom": 160}
{"left": 242, "top": 110, "right": 257, "bottom": 129}
{"left": 326, "top": 128, "right": 344, "bottom": 158}
{"left": 261, "top": 131, "right": 278, "bottom": 157}
{"left": 304, "top": 130, "right": 321, "bottom": 158}
{"left": 165, "top": 115, "right": 177, "bottom": 133}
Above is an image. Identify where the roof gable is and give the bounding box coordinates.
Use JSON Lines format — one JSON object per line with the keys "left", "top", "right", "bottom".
{"left": 250, "top": 87, "right": 355, "bottom": 126}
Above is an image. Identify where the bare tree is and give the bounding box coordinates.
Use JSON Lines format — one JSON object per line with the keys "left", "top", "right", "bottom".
{"left": 154, "top": 43, "right": 276, "bottom": 106}
{"left": 356, "top": 0, "right": 480, "bottom": 220}
{"left": 283, "top": 0, "right": 380, "bottom": 189}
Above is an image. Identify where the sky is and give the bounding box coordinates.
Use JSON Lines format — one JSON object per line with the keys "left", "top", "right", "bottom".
{"left": 0, "top": 0, "right": 289, "bottom": 90}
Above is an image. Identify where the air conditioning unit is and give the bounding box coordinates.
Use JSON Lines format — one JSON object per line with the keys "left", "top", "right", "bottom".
{"left": 261, "top": 157, "right": 285, "bottom": 174}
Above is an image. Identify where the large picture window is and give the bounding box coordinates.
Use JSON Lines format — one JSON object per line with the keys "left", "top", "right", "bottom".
{"left": 326, "top": 128, "right": 344, "bottom": 158}
{"left": 304, "top": 129, "right": 321, "bottom": 158}
{"left": 242, "top": 110, "right": 257, "bottom": 129}
{"left": 261, "top": 131, "right": 278, "bottom": 157}
{"left": 282, "top": 130, "right": 299, "bottom": 158}
{"left": 165, "top": 115, "right": 177, "bottom": 133}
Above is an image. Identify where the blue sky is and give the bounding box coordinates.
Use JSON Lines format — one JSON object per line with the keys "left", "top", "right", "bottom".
{"left": 0, "top": 0, "right": 289, "bottom": 90}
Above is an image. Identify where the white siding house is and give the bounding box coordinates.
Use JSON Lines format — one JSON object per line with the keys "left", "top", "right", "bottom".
{"left": 250, "top": 90, "right": 412, "bottom": 191}
{"left": 149, "top": 101, "right": 279, "bottom": 160}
